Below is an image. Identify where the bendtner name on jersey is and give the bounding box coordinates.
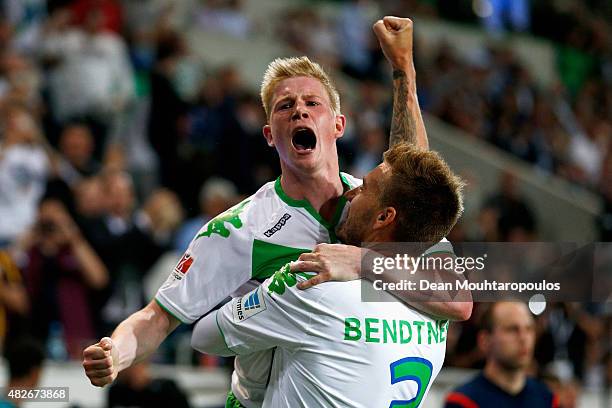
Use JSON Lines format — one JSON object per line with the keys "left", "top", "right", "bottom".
{"left": 192, "top": 265, "right": 448, "bottom": 408}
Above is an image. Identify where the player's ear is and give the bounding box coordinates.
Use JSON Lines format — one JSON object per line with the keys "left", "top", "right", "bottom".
{"left": 263, "top": 125, "right": 274, "bottom": 147}
{"left": 334, "top": 114, "right": 346, "bottom": 139}
{"left": 373, "top": 207, "right": 396, "bottom": 230}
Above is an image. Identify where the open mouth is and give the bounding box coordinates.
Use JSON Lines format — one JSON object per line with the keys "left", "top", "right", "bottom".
{"left": 292, "top": 128, "right": 317, "bottom": 152}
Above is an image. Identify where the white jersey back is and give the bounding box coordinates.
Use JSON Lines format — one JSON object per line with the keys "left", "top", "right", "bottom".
{"left": 206, "top": 268, "right": 448, "bottom": 408}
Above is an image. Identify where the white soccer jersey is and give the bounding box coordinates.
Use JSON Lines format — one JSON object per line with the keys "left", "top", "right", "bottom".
{"left": 156, "top": 173, "right": 360, "bottom": 323}
{"left": 192, "top": 266, "right": 448, "bottom": 408}
{"left": 156, "top": 173, "right": 360, "bottom": 405}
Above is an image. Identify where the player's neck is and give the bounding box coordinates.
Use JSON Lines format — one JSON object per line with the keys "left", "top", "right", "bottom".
{"left": 279, "top": 163, "right": 344, "bottom": 213}
{"left": 363, "top": 229, "right": 394, "bottom": 243}
{"left": 484, "top": 361, "right": 527, "bottom": 396}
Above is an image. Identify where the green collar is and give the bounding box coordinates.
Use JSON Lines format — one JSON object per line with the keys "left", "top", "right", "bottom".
{"left": 274, "top": 174, "right": 353, "bottom": 241}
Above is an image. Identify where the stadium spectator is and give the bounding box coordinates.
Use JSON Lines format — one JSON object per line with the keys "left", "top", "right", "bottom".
{"left": 196, "top": 0, "right": 251, "bottom": 39}
{"left": 0, "top": 51, "right": 43, "bottom": 113}
{"left": 0, "top": 337, "right": 45, "bottom": 407}
{"left": 184, "top": 66, "right": 254, "bottom": 194}
{"left": 141, "top": 188, "right": 185, "bottom": 248}
{"left": 350, "top": 125, "right": 387, "bottom": 178}
{"left": 337, "top": 0, "right": 377, "bottom": 80}
{"left": 94, "top": 171, "right": 167, "bottom": 333}
{"left": 56, "top": 123, "right": 100, "bottom": 185}
{"left": 444, "top": 302, "right": 558, "bottom": 408}
{"left": 541, "top": 362, "right": 581, "bottom": 408}
{"left": 41, "top": 5, "right": 134, "bottom": 154}
{"left": 108, "top": 360, "right": 190, "bottom": 408}
{"left": 70, "top": 0, "right": 123, "bottom": 35}
{"left": 233, "top": 92, "right": 277, "bottom": 191}
{"left": 17, "top": 198, "right": 108, "bottom": 358}
{"left": 0, "top": 249, "right": 28, "bottom": 351}
{"left": 535, "top": 303, "right": 605, "bottom": 383}
{"left": 279, "top": 9, "right": 321, "bottom": 56}
{"left": 0, "top": 104, "right": 50, "bottom": 247}
{"left": 174, "top": 177, "right": 238, "bottom": 253}
{"left": 445, "top": 303, "right": 488, "bottom": 369}
{"left": 479, "top": 171, "right": 537, "bottom": 242}
{"left": 479, "top": 0, "right": 531, "bottom": 34}
{"left": 1, "top": 0, "right": 47, "bottom": 54}
{"left": 73, "top": 176, "right": 108, "bottom": 251}
{"left": 147, "top": 30, "right": 188, "bottom": 192}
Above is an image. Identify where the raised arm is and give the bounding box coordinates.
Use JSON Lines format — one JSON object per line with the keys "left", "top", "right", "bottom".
{"left": 83, "top": 199, "right": 256, "bottom": 386}
{"left": 82, "top": 300, "right": 180, "bottom": 387}
{"left": 373, "top": 16, "right": 428, "bottom": 149}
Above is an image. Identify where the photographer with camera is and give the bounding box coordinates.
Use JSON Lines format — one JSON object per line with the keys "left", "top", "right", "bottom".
{"left": 14, "top": 198, "right": 108, "bottom": 360}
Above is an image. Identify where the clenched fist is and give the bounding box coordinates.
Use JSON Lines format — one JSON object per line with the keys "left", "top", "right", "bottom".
{"left": 82, "top": 337, "right": 118, "bottom": 387}
{"left": 373, "top": 16, "right": 414, "bottom": 71}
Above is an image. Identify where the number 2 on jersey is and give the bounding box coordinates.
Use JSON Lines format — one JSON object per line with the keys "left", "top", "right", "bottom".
{"left": 389, "top": 357, "right": 433, "bottom": 408}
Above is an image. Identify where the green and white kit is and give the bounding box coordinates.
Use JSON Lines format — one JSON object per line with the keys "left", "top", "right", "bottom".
{"left": 192, "top": 266, "right": 449, "bottom": 408}
{"left": 156, "top": 173, "right": 360, "bottom": 405}
{"left": 157, "top": 172, "right": 452, "bottom": 407}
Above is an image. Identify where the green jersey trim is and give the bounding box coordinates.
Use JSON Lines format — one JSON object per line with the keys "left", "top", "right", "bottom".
{"left": 273, "top": 176, "right": 351, "bottom": 242}
{"left": 339, "top": 172, "right": 356, "bottom": 189}
{"left": 252, "top": 239, "right": 310, "bottom": 280}
{"left": 225, "top": 391, "right": 247, "bottom": 408}
{"left": 155, "top": 298, "right": 187, "bottom": 325}
{"left": 216, "top": 311, "right": 236, "bottom": 355}
{"left": 195, "top": 199, "right": 250, "bottom": 240}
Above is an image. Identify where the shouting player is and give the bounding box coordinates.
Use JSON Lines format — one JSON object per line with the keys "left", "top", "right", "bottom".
{"left": 82, "top": 16, "right": 470, "bottom": 391}
{"left": 192, "top": 143, "right": 465, "bottom": 407}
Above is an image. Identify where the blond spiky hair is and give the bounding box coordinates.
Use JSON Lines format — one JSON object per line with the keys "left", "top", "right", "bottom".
{"left": 260, "top": 56, "right": 341, "bottom": 120}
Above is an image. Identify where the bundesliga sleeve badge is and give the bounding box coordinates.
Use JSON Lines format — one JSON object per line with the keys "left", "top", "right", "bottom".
{"left": 172, "top": 253, "right": 194, "bottom": 280}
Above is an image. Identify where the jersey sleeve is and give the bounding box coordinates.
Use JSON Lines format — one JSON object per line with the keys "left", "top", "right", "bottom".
{"left": 192, "top": 267, "right": 311, "bottom": 355}
{"left": 155, "top": 199, "right": 255, "bottom": 324}
{"left": 423, "top": 237, "right": 455, "bottom": 257}
{"left": 190, "top": 309, "right": 235, "bottom": 356}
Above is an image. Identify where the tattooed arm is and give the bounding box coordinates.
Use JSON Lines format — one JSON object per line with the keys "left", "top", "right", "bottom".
{"left": 390, "top": 68, "right": 427, "bottom": 148}
{"left": 373, "top": 17, "right": 429, "bottom": 149}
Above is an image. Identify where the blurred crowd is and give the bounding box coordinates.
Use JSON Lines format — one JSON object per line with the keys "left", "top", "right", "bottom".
{"left": 0, "top": 0, "right": 254, "bottom": 363}
{"left": 0, "top": 0, "right": 610, "bottom": 406}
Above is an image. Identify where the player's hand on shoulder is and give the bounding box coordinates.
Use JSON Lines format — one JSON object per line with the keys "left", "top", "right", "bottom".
{"left": 82, "top": 337, "right": 118, "bottom": 387}
{"left": 373, "top": 16, "right": 414, "bottom": 71}
{"left": 291, "top": 244, "right": 361, "bottom": 290}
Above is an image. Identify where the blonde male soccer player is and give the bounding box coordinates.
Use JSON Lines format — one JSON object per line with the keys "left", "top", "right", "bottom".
{"left": 192, "top": 144, "right": 465, "bottom": 407}
{"left": 82, "top": 16, "right": 470, "bottom": 392}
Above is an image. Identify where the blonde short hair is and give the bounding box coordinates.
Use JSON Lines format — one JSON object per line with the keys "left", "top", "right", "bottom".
{"left": 260, "top": 56, "right": 341, "bottom": 120}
